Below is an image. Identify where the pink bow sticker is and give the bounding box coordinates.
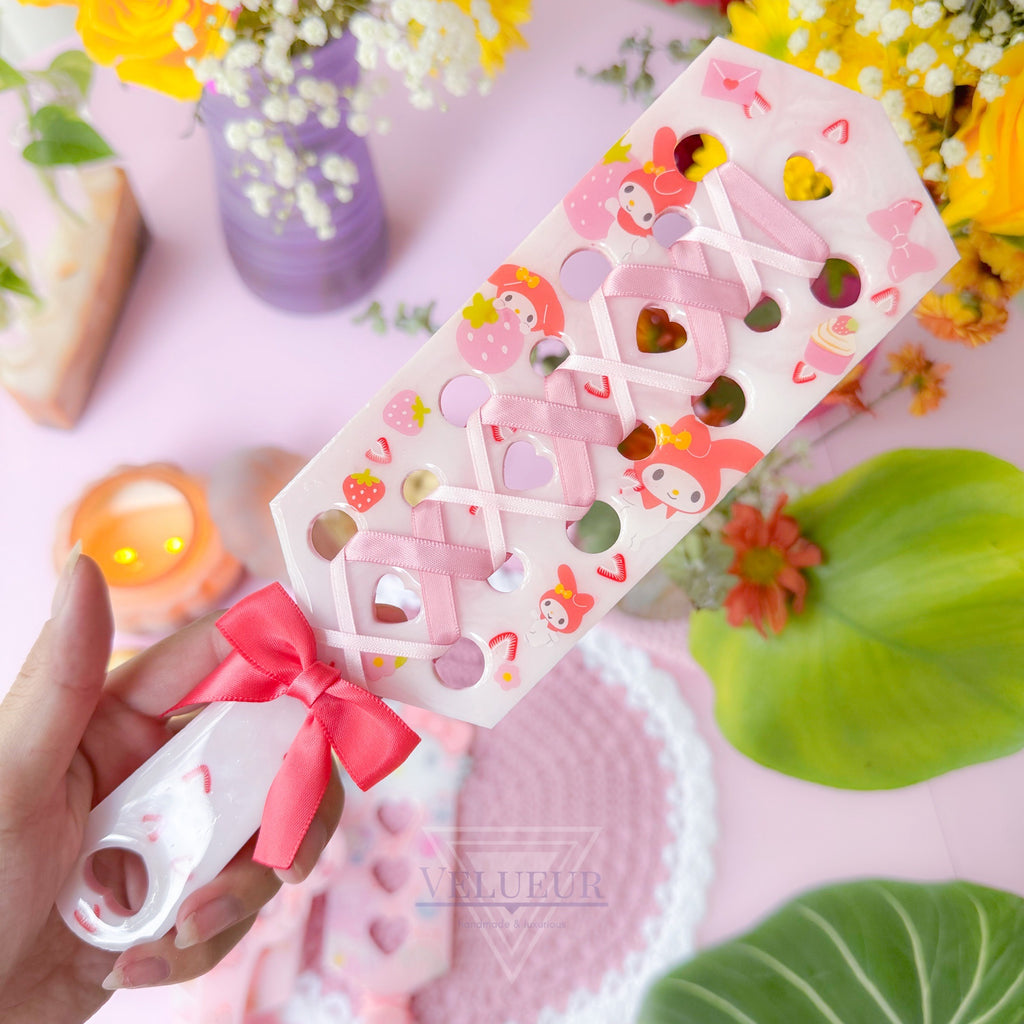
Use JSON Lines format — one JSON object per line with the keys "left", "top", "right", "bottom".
{"left": 867, "top": 198, "right": 938, "bottom": 283}
{"left": 702, "top": 60, "right": 761, "bottom": 107}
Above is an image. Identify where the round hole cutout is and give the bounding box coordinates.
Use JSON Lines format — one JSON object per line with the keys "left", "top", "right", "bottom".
{"left": 559, "top": 248, "right": 612, "bottom": 301}
{"left": 488, "top": 553, "right": 526, "bottom": 593}
{"left": 310, "top": 508, "right": 357, "bottom": 560}
{"left": 618, "top": 422, "right": 657, "bottom": 461}
{"left": 744, "top": 294, "right": 782, "bottom": 333}
{"left": 402, "top": 469, "right": 441, "bottom": 507}
{"left": 530, "top": 337, "right": 570, "bottom": 377}
{"left": 85, "top": 848, "right": 150, "bottom": 918}
{"left": 439, "top": 375, "right": 491, "bottom": 427}
{"left": 652, "top": 211, "right": 692, "bottom": 248}
{"left": 567, "top": 500, "right": 621, "bottom": 554}
{"left": 811, "top": 258, "right": 861, "bottom": 308}
{"left": 433, "top": 636, "right": 486, "bottom": 690}
{"left": 674, "top": 132, "right": 727, "bottom": 181}
{"left": 692, "top": 375, "right": 746, "bottom": 427}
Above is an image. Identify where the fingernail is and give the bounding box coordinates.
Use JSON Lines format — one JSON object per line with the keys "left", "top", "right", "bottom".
{"left": 101, "top": 956, "right": 170, "bottom": 990}
{"left": 175, "top": 894, "right": 244, "bottom": 949}
{"left": 276, "top": 819, "right": 327, "bottom": 884}
{"left": 51, "top": 541, "right": 82, "bottom": 617}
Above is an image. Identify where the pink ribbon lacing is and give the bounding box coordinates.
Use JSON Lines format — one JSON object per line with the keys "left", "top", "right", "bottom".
{"left": 318, "top": 162, "right": 828, "bottom": 681}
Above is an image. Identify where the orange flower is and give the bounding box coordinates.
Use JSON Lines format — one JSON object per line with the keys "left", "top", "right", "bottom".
{"left": 972, "top": 230, "right": 1024, "bottom": 296}
{"left": 819, "top": 361, "right": 870, "bottom": 415}
{"left": 886, "top": 342, "right": 951, "bottom": 416}
{"left": 915, "top": 290, "right": 1008, "bottom": 347}
{"left": 722, "top": 495, "right": 822, "bottom": 637}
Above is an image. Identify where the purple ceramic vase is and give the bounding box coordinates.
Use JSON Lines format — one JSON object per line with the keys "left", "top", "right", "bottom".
{"left": 201, "top": 33, "right": 387, "bottom": 314}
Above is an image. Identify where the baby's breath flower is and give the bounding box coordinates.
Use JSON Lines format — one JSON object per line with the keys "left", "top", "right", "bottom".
{"left": 224, "top": 121, "right": 249, "bottom": 151}
{"left": 965, "top": 42, "right": 1003, "bottom": 70}
{"left": 855, "top": 0, "right": 889, "bottom": 35}
{"left": 943, "top": 0, "right": 966, "bottom": 11}
{"left": 172, "top": 22, "right": 198, "bottom": 51}
{"left": 262, "top": 95, "right": 287, "bottom": 123}
{"left": 940, "top": 137, "right": 968, "bottom": 167}
{"left": 298, "top": 15, "right": 328, "bottom": 47}
{"left": 907, "top": 43, "right": 937, "bottom": 71}
{"left": 815, "top": 49, "right": 842, "bottom": 75}
{"left": 788, "top": 27, "right": 809, "bottom": 53}
{"left": 966, "top": 154, "right": 985, "bottom": 179}
{"left": 790, "top": 0, "right": 826, "bottom": 21}
{"left": 321, "top": 154, "right": 358, "bottom": 185}
{"left": 912, "top": 1, "right": 943, "bottom": 28}
{"left": 879, "top": 8, "right": 911, "bottom": 43}
{"left": 858, "top": 65, "right": 884, "bottom": 96}
{"left": 947, "top": 12, "right": 972, "bottom": 39}
{"left": 977, "top": 72, "right": 1007, "bottom": 101}
{"left": 924, "top": 64, "right": 955, "bottom": 96}
{"left": 988, "top": 10, "right": 1012, "bottom": 34}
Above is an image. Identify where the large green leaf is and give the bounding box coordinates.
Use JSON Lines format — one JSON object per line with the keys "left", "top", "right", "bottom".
{"left": 640, "top": 879, "right": 1024, "bottom": 1024}
{"left": 23, "top": 105, "right": 114, "bottom": 166}
{"left": 690, "top": 449, "right": 1024, "bottom": 788}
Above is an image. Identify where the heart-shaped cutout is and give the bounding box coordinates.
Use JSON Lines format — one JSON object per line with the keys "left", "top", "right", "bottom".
{"left": 503, "top": 441, "right": 554, "bottom": 492}
{"left": 369, "top": 915, "right": 409, "bottom": 954}
{"left": 723, "top": 77, "right": 738, "bottom": 90}
{"left": 377, "top": 799, "right": 416, "bottom": 834}
{"left": 374, "top": 573, "right": 421, "bottom": 623}
{"left": 636, "top": 306, "right": 687, "bottom": 354}
{"left": 784, "top": 155, "right": 832, "bottom": 201}
{"left": 372, "top": 857, "right": 412, "bottom": 893}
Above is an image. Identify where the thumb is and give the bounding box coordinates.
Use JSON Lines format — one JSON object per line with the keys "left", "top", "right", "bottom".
{"left": 0, "top": 550, "right": 114, "bottom": 800}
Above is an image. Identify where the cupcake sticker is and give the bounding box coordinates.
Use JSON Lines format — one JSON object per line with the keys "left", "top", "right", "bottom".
{"left": 793, "top": 315, "right": 858, "bottom": 383}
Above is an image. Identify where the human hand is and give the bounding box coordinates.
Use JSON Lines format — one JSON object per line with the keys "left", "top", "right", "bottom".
{"left": 0, "top": 552, "right": 344, "bottom": 1024}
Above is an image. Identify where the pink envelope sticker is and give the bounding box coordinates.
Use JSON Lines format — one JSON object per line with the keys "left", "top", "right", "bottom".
{"left": 702, "top": 59, "right": 761, "bottom": 107}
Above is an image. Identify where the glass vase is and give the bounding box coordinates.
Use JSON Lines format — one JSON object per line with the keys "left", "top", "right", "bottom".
{"left": 201, "top": 33, "right": 387, "bottom": 314}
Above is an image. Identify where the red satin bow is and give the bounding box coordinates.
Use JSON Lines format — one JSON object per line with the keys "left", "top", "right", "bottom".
{"left": 168, "top": 583, "right": 420, "bottom": 870}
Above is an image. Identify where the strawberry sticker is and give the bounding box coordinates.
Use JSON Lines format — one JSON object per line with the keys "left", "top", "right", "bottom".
{"left": 456, "top": 304, "right": 524, "bottom": 372}
{"left": 383, "top": 390, "right": 431, "bottom": 436}
{"left": 344, "top": 469, "right": 386, "bottom": 512}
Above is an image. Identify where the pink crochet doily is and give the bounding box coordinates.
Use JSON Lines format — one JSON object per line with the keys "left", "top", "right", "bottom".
{"left": 279, "top": 628, "right": 715, "bottom": 1024}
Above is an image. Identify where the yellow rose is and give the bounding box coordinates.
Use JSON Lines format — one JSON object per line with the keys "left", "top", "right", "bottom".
{"left": 943, "top": 43, "right": 1024, "bottom": 237}
{"left": 74, "top": 0, "right": 230, "bottom": 101}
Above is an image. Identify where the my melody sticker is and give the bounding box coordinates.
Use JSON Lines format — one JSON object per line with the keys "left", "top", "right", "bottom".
{"left": 271, "top": 38, "right": 958, "bottom": 727}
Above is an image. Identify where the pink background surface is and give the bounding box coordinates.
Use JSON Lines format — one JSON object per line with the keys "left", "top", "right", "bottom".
{"left": 2, "top": 0, "right": 1023, "bottom": 1020}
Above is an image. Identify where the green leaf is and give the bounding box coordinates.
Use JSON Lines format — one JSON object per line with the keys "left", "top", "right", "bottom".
{"left": 0, "top": 56, "right": 26, "bottom": 92}
{"left": 48, "top": 51, "right": 94, "bottom": 98}
{"left": 0, "top": 264, "right": 36, "bottom": 300}
{"left": 690, "top": 448, "right": 1024, "bottom": 789}
{"left": 640, "top": 879, "right": 1024, "bottom": 1024}
{"left": 23, "top": 105, "right": 114, "bottom": 167}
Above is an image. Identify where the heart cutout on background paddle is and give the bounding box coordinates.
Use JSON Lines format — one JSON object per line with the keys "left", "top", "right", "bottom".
{"left": 636, "top": 306, "right": 687, "bottom": 354}
{"left": 369, "top": 915, "right": 409, "bottom": 954}
{"left": 503, "top": 440, "right": 554, "bottom": 491}
{"left": 783, "top": 154, "right": 833, "bottom": 201}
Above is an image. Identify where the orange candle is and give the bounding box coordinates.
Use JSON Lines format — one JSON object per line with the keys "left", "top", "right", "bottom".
{"left": 56, "top": 464, "right": 243, "bottom": 633}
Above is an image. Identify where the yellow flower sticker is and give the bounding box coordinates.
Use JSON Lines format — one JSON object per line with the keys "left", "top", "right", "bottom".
{"left": 462, "top": 291, "right": 499, "bottom": 329}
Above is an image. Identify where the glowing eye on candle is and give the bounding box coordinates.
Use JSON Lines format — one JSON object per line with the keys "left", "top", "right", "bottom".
{"left": 164, "top": 536, "right": 185, "bottom": 554}
{"left": 113, "top": 547, "right": 139, "bottom": 566}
